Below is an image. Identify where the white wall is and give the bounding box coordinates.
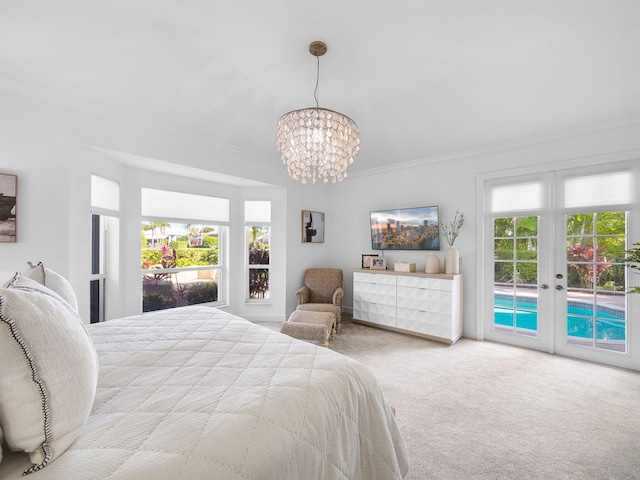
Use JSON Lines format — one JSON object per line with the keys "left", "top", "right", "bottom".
{"left": 332, "top": 118, "right": 640, "bottom": 339}
{"left": 0, "top": 89, "right": 302, "bottom": 324}
{"left": 2, "top": 87, "right": 639, "bottom": 338}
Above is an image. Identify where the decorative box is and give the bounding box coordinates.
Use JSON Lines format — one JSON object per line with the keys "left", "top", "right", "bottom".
{"left": 394, "top": 262, "right": 416, "bottom": 272}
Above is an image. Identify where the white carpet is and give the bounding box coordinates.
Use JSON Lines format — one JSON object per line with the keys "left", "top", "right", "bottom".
{"left": 269, "top": 315, "right": 640, "bottom": 479}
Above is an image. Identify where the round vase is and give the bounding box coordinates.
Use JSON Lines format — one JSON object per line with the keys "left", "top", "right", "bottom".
{"left": 425, "top": 254, "right": 440, "bottom": 274}
{"left": 444, "top": 246, "right": 459, "bottom": 274}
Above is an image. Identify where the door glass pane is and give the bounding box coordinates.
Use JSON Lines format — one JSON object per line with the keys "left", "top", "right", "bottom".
{"left": 565, "top": 212, "right": 627, "bottom": 353}
{"left": 493, "top": 216, "right": 539, "bottom": 336}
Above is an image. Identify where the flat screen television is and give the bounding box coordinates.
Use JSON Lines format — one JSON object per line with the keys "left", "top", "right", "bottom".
{"left": 370, "top": 205, "right": 440, "bottom": 250}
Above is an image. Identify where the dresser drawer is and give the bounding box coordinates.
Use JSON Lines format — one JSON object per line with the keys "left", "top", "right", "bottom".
{"left": 354, "top": 272, "right": 396, "bottom": 285}
{"left": 396, "top": 307, "right": 453, "bottom": 338}
{"left": 353, "top": 281, "right": 396, "bottom": 306}
{"left": 396, "top": 275, "right": 452, "bottom": 291}
{"left": 396, "top": 286, "right": 453, "bottom": 314}
{"left": 353, "top": 300, "right": 396, "bottom": 328}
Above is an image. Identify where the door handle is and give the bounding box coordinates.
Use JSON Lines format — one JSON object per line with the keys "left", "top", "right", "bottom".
{"left": 540, "top": 284, "right": 549, "bottom": 289}
{"left": 555, "top": 285, "right": 564, "bottom": 291}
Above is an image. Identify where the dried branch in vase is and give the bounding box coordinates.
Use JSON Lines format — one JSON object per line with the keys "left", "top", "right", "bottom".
{"left": 441, "top": 210, "right": 464, "bottom": 247}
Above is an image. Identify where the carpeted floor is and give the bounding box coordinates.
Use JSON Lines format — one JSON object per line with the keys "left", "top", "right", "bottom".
{"left": 267, "top": 314, "right": 640, "bottom": 479}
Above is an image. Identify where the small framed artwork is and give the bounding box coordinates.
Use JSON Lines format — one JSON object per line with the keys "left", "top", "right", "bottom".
{"left": 0, "top": 173, "right": 17, "bottom": 243}
{"left": 370, "top": 257, "right": 387, "bottom": 270}
{"left": 302, "top": 210, "right": 325, "bottom": 243}
{"left": 362, "top": 254, "right": 379, "bottom": 269}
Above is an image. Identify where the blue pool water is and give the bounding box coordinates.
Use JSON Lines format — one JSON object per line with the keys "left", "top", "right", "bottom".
{"left": 494, "top": 297, "right": 626, "bottom": 340}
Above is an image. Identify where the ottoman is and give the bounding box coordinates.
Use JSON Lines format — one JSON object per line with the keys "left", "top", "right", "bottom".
{"left": 280, "top": 310, "right": 336, "bottom": 347}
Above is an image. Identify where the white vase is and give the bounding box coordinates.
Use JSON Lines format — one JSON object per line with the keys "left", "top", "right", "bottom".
{"left": 425, "top": 254, "right": 440, "bottom": 274}
{"left": 444, "top": 246, "right": 459, "bottom": 274}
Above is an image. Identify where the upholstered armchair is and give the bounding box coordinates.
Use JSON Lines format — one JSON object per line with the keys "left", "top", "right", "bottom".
{"left": 296, "top": 268, "right": 344, "bottom": 332}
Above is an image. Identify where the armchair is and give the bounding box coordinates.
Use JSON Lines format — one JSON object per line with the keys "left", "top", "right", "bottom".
{"left": 296, "top": 268, "right": 344, "bottom": 332}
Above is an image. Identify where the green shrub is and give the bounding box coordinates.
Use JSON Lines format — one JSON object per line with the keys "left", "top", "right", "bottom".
{"left": 143, "top": 292, "right": 176, "bottom": 312}
{"left": 141, "top": 249, "right": 162, "bottom": 269}
{"left": 186, "top": 282, "right": 218, "bottom": 305}
{"left": 142, "top": 247, "right": 218, "bottom": 268}
{"left": 175, "top": 248, "right": 218, "bottom": 266}
{"left": 203, "top": 236, "right": 218, "bottom": 246}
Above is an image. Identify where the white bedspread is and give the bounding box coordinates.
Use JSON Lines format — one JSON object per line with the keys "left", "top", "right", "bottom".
{"left": 0, "top": 306, "right": 409, "bottom": 479}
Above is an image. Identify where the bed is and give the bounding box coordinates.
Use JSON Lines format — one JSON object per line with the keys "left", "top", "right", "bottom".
{"left": 0, "top": 268, "right": 409, "bottom": 479}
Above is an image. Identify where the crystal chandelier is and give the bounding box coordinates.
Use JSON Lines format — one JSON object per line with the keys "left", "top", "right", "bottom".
{"left": 275, "top": 41, "right": 360, "bottom": 184}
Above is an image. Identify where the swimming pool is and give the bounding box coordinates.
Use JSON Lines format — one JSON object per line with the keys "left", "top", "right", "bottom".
{"left": 494, "top": 296, "right": 626, "bottom": 340}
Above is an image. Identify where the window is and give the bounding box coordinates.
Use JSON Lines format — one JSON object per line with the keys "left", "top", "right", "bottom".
{"left": 245, "top": 201, "right": 271, "bottom": 301}
{"left": 141, "top": 188, "right": 229, "bottom": 312}
{"left": 90, "top": 175, "right": 120, "bottom": 323}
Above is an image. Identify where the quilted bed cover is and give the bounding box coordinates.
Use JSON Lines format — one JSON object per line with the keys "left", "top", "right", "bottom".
{"left": 0, "top": 306, "right": 409, "bottom": 479}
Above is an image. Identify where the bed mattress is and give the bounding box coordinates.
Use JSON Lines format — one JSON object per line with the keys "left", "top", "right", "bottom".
{"left": 0, "top": 306, "right": 409, "bottom": 479}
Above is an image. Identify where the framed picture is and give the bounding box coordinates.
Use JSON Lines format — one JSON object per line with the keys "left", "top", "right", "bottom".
{"left": 302, "top": 210, "right": 325, "bottom": 243}
{"left": 370, "top": 257, "right": 387, "bottom": 270}
{"left": 0, "top": 173, "right": 17, "bottom": 243}
{"left": 362, "top": 254, "right": 379, "bottom": 269}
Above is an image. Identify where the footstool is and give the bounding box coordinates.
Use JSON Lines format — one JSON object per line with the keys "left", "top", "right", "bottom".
{"left": 280, "top": 310, "right": 336, "bottom": 347}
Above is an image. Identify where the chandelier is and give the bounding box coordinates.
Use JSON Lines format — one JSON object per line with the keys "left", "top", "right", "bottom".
{"left": 275, "top": 41, "right": 360, "bottom": 184}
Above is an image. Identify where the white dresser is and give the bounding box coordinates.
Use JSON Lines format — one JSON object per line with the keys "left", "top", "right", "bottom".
{"left": 353, "top": 269, "right": 463, "bottom": 344}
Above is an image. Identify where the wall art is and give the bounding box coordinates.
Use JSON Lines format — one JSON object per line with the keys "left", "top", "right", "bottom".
{"left": 0, "top": 173, "right": 17, "bottom": 243}
{"left": 302, "top": 210, "right": 325, "bottom": 243}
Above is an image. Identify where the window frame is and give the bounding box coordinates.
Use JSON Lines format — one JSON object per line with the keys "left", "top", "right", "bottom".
{"left": 140, "top": 218, "right": 228, "bottom": 311}
{"left": 244, "top": 200, "right": 272, "bottom": 304}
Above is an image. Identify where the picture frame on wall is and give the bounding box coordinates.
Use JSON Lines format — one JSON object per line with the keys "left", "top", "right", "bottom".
{"left": 361, "top": 254, "right": 379, "bottom": 269}
{"left": 370, "top": 257, "right": 387, "bottom": 270}
{"left": 302, "top": 210, "right": 325, "bottom": 243}
{"left": 0, "top": 173, "right": 17, "bottom": 243}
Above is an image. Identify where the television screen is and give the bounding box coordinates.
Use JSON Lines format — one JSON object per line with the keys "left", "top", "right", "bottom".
{"left": 370, "top": 205, "right": 439, "bottom": 250}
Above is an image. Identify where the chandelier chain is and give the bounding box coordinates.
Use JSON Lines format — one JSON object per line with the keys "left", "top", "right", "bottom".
{"left": 314, "top": 55, "right": 320, "bottom": 109}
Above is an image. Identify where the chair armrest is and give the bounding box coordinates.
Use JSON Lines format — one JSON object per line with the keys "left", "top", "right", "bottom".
{"left": 296, "top": 285, "right": 311, "bottom": 304}
{"left": 332, "top": 286, "right": 344, "bottom": 307}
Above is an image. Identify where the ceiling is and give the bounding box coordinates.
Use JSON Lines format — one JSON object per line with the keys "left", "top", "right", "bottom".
{"left": 1, "top": 0, "right": 639, "bottom": 176}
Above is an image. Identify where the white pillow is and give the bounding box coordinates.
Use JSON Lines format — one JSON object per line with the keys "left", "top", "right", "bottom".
{"left": 22, "top": 261, "right": 78, "bottom": 313}
{"left": 0, "top": 274, "right": 97, "bottom": 474}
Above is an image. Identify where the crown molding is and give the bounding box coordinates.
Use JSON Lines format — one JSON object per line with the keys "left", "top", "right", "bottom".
{"left": 2, "top": 74, "right": 638, "bottom": 178}
{"left": 350, "top": 113, "right": 640, "bottom": 178}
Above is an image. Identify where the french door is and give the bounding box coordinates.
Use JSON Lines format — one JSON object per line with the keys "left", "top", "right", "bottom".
{"left": 484, "top": 167, "right": 638, "bottom": 370}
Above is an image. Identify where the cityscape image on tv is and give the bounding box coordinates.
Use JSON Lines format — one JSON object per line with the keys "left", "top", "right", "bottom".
{"left": 370, "top": 206, "right": 440, "bottom": 250}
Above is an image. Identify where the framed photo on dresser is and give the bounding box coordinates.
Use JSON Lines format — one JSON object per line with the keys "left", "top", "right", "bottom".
{"left": 361, "top": 254, "right": 379, "bottom": 269}
{"left": 370, "top": 257, "right": 387, "bottom": 270}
